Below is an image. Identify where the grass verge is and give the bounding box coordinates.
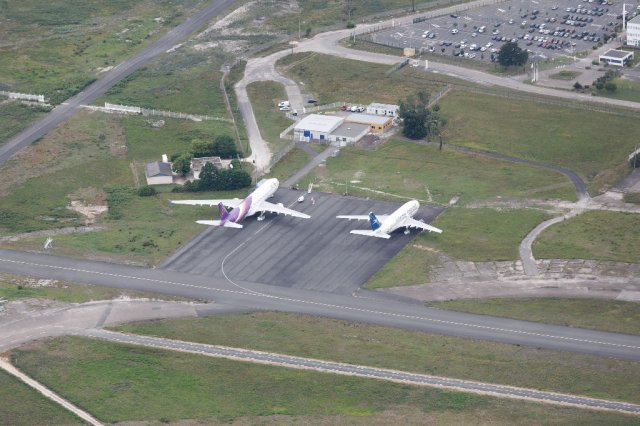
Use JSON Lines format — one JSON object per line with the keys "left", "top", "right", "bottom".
{"left": 549, "top": 70, "right": 582, "bottom": 80}
{"left": 429, "top": 298, "right": 640, "bottom": 336}
{"left": 114, "top": 312, "right": 640, "bottom": 405}
{"left": 533, "top": 210, "right": 640, "bottom": 263}
{"left": 0, "top": 369, "right": 81, "bottom": 426}
{"left": 264, "top": 147, "right": 311, "bottom": 182}
{"left": 0, "top": 102, "right": 50, "bottom": 146}
{"left": 299, "top": 139, "right": 575, "bottom": 205}
{"left": 245, "top": 81, "right": 295, "bottom": 154}
{"left": 365, "top": 244, "right": 442, "bottom": 288}
{"left": 10, "top": 335, "right": 639, "bottom": 424}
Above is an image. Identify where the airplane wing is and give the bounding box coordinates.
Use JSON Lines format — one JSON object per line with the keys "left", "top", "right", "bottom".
{"left": 170, "top": 198, "right": 243, "bottom": 209}
{"left": 400, "top": 217, "right": 443, "bottom": 234}
{"left": 350, "top": 230, "right": 391, "bottom": 239}
{"left": 336, "top": 214, "right": 390, "bottom": 221}
{"left": 196, "top": 220, "right": 243, "bottom": 228}
{"left": 257, "top": 201, "right": 310, "bottom": 219}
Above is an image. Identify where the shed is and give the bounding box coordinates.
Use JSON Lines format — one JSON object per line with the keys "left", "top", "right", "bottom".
{"left": 293, "top": 114, "right": 344, "bottom": 142}
{"left": 329, "top": 123, "right": 370, "bottom": 146}
{"left": 345, "top": 113, "right": 393, "bottom": 134}
{"left": 145, "top": 161, "right": 173, "bottom": 185}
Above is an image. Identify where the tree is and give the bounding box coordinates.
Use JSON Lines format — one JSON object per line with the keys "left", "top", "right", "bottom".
{"left": 497, "top": 41, "right": 528, "bottom": 67}
{"left": 198, "top": 162, "right": 220, "bottom": 190}
{"left": 172, "top": 153, "right": 191, "bottom": 176}
{"left": 191, "top": 138, "right": 215, "bottom": 157}
{"left": 214, "top": 135, "right": 238, "bottom": 158}
{"left": 398, "top": 91, "right": 444, "bottom": 140}
{"left": 605, "top": 81, "right": 617, "bottom": 92}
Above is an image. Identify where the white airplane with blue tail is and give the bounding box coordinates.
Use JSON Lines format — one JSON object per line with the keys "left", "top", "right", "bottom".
{"left": 336, "top": 200, "right": 442, "bottom": 239}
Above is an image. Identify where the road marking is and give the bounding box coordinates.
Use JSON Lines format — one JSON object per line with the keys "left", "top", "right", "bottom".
{"left": 1, "top": 257, "right": 640, "bottom": 352}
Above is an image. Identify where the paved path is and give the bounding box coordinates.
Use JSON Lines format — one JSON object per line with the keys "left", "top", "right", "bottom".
{"left": 282, "top": 145, "right": 338, "bottom": 188}
{"left": 0, "top": 0, "right": 236, "bottom": 165}
{"left": 81, "top": 329, "right": 640, "bottom": 415}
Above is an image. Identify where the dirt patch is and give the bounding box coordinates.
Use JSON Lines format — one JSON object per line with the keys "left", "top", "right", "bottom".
{"left": 68, "top": 201, "right": 108, "bottom": 224}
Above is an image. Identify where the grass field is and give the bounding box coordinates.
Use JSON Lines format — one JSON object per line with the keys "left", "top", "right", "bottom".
{"left": 430, "top": 298, "right": 640, "bottom": 335}
{"left": 115, "top": 312, "right": 640, "bottom": 405}
{"left": 282, "top": 53, "right": 444, "bottom": 106}
{"left": 533, "top": 210, "right": 640, "bottom": 263}
{"left": 246, "top": 81, "right": 295, "bottom": 154}
{"left": 299, "top": 139, "right": 575, "bottom": 205}
{"left": 0, "top": 102, "right": 50, "bottom": 145}
{"left": 0, "top": 111, "right": 241, "bottom": 265}
{"left": 625, "top": 192, "right": 640, "bottom": 204}
{"left": 264, "top": 147, "right": 312, "bottom": 181}
{"left": 549, "top": 70, "right": 582, "bottom": 80}
{"left": 100, "top": 49, "right": 230, "bottom": 117}
{"left": 10, "top": 336, "right": 639, "bottom": 425}
{"left": 364, "top": 244, "right": 442, "bottom": 288}
{"left": 594, "top": 77, "right": 640, "bottom": 103}
{"left": 0, "top": 272, "right": 188, "bottom": 303}
{"left": 0, "top": 0, "right": 209, "bottom": 103}
{"left": 438, "top": 89, "right": 640, "bottom": 194}
{"left": 0, "top": 369, "right": 81, "bottom": 426}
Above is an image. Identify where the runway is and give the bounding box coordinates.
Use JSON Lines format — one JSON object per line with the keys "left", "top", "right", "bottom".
{"left": 162, "top": 189, "right": 443, "bottom": 294}
{"left": 1, "top": 249, "right": 639, "bottom": 361}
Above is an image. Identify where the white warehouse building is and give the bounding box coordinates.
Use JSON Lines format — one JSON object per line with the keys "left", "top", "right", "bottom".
{"left": 366, "top": 102, "right": 399, "bottom": 117}
{"left": 627, "top": 15, "right": 640, "bottom": 47}
{"left": 293, "top": 114, "right": 344, "bottom": 142}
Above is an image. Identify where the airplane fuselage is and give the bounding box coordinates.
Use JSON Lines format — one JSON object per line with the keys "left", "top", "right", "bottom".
{"left": 379, "top": 199, "right": 420, "bottom": 234}
{"left": 226, "top": 178, "right": 279, "bottom": 223}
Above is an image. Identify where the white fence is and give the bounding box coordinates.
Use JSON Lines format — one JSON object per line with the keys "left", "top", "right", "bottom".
{"left": 0, "top": 90, "right": 46, "bottom": 103}
{"left": 102, "top": 102, "right": 232, "bottom": 123}
{"left": 303, "top": 101, "right": 348, "bottom": 114}
{"left": 279, "top": 121, "right": 298, "bottom": 139}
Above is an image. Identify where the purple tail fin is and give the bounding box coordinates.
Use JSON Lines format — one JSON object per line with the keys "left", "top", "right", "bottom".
{"left": 218, "top": 202, "right": 229, "bottom": 222}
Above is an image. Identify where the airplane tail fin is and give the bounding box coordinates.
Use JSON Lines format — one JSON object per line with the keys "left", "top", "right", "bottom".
{"left": 368, "top": 212, "right": 381, "bottom": 231}
{"left": 218, "top": 202, "right": 230, "bottom": 221}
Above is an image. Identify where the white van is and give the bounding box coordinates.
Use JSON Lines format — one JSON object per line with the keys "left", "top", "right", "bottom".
{"left": 278, "top": 100, "right": 289, "bottom": 107}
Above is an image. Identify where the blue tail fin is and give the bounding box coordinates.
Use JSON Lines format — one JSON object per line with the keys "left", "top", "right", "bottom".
{"left": 218, "top": 202, "right": 229, "bottom": 222}
{"left": 368, "top": 212, "right": 381, "bottom": 230}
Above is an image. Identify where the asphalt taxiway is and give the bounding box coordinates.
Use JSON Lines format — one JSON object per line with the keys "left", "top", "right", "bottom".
{"left": 161, "top": 189, "right": 444, "bottom": 294}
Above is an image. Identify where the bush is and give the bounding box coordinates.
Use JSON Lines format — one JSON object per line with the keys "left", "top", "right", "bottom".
{"left": 592, "top": 59, "right": 599, "bottom": 65}
{"left": 104, "top": 185, "right": 134, "bottom": 220}
{"left": 346, "top": 21, "right": 355, "bottom": 29}
{"left": 573, "top": 82, "right": 583, "bottom": 91}
{"left": 137, "top": 186, "right": 157, "bottom": 197}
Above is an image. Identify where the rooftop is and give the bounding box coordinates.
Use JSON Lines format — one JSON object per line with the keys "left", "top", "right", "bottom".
{"left": 331, "top": 123, "right": 370, "bottom": 139}
{"left": 600, "top": 49, "right": 634, "bottom": 59}
{"left": 294, "top": 114, "right": 344, "bottom": 133}
{"left": 145, "top": 161, "right": 172, "bottom": 177}
{"left": 629, "top": 14, "right": 640, "bottom": 24}
{"left": 346, "top": 113, "right": 393, "bottom": 125}
{"left": 368, "top": 102, "right": 399, "bottom": 110}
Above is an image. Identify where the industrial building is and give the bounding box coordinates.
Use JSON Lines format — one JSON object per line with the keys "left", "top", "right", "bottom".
{"left": 598, "top": 49, "right": 634, "bottom": 67}
{"left": 294, "top": 114, "right": 344, "bottom": 142}
{"left": 627, "top": 15, "right": 640, "bottom": 47}
{"left": 366, "top": 103, "right": 399, "bottom": 117}
{"left": 328, "top": 123, "right": 370, "bottom": 146}
{"left": 345, "top": 113, "right": 393, "bottom": 134}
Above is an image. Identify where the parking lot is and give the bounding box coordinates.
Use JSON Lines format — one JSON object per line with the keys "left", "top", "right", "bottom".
{"left": 370, "top": 0, "right": 631, "bottom": 62}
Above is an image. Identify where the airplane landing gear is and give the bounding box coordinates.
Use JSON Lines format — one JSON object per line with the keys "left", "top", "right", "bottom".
{"left": 404, "top": 229, "right": 410, "bottom": 235}
{"left": 257, "top": 214, "right": 265, "bottom": 221}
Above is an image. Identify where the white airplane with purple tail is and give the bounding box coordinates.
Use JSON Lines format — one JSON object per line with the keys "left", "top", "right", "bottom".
{"left": 170, "top": 178, "right": 310, "bottom": 228}
{"left": 336, "top": 199, "right": 442, "bottom": 239}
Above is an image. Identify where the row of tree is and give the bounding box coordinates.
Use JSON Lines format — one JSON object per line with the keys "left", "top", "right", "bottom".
{"left": 171, "top": 134, "right": 240, "bottom": 176}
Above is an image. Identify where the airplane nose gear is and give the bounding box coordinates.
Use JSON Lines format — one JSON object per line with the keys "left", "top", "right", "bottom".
{"left": 404, "top": 229, "right": 410, "bottom": 235}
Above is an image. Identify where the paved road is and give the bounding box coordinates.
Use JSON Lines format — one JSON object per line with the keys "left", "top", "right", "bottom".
{"left": 1, "top": 249, "right": 640, "bottom": 360}
{"left": 0, "top": 0, "right": 236, "bottom": 165}
{"left": 82, "top": 329, "right": 640, "bottom": 415}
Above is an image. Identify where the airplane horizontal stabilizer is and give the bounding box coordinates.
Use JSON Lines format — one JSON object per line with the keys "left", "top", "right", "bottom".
{"left": 350, "top": 230, "right": 391, "bottom": 239}
{"left": 196, "top": 220, "right": 243, "bottom": 228}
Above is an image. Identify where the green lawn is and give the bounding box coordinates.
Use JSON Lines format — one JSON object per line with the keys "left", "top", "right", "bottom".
{"left": 625, "top": 192, "right": 640, "bottom": 204}
{"left": 115, "top": 312, "right": 640, "bottom": 405}
{"left": 300, "top": 139, "right": 575, "bottom": 205}
{"left": 549, "top": 70, "right": 582, "bottom": 80}
{"left": 10, "top": 336, "right": 639, "bottom": 425}
{"left": 0, "top": 102, "right": 49, "bottom": 146}
{"left": 533, "top": 210, "right": 640, "bottom": 263}
{"left": 0, "top": 112, "right": 239, "bottom": 265}
{"left": 0, "top": 369, "right": 82, "bottom": 426}
{"left": 100, "top": 50, "right": 230, "bottom": 117}
{"left": 264, "top": 147, "right": 312, "bottom": 182}
{"left": 246, "top": 81, "right": 295, "bottom": 154}
{"left": 438, "top": 89, "right": 640, "bottom": 194}
{"left": 594, "top": 77, "right": 640, "bottom": 103}
{"left": 430, "top": 298, "right": 640, "bottom": 336}
{"left": 0, "top": 272, "right": 190, "bottom": 303}
{"left": 365, "top": 244, "right": 442, "bottom": 288}
{"left": 282, "top": 53, "right": 443, "bottom": 106}
{"left": 0, "top": 0, "right": 209, "bottom": 103}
